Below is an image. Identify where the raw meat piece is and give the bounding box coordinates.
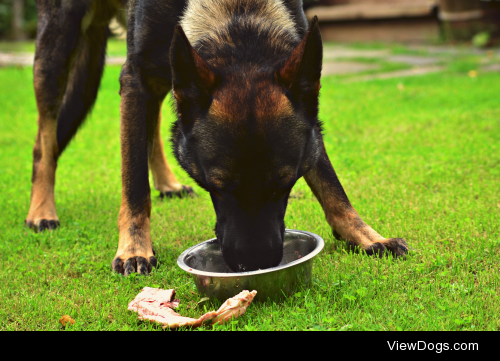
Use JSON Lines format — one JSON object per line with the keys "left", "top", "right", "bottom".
{"left": 128, "top": 287, "right": 257, "bottom": 329}
{"left": 128, "top": 287, "right": 180, "bottom": 310}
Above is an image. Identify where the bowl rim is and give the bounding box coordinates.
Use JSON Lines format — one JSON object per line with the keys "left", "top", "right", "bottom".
{"left": 176, "top": 229, "right": 325, "bottom": 278}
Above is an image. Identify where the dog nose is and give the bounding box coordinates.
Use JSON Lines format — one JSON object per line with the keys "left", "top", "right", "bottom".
{"left": 221, "top": 231, "right": 283, "bottom": 272}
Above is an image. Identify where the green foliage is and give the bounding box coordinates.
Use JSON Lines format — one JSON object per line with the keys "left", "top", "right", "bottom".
{"left": 0, "top": 1, "right": 12, "bottom": 36}
{"left": 472, "top": 32, "right": 491, "bottom": 49}
{"left": 0, "top": 59, "right": 499, "bottom": 330}
{"left": 0, "top": 0, "right": 37, "bottom": 39}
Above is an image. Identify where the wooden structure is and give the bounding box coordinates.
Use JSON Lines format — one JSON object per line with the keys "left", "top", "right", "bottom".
{"left": 306, "top": 0, "right": 500, "bottom": 43}
{"left": 438, "top": 0, "right": 499, "bottom": 41}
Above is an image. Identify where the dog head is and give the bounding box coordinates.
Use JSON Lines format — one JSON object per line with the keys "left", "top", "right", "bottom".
{"left": 170, "top": 18, "right": 323, "bottom": 272}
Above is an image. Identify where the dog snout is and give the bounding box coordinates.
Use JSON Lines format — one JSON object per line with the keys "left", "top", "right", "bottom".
{"left": 220, "top": 224, "right": 284, "bottom": 272}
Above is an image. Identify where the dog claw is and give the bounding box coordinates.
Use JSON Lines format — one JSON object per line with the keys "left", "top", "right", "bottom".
{"left": 124, "top": 258, "right": 137, "bottom": 276}
{"left": 149, "top": 256, "right": 158, "bottom": 269}
{"left": 26, "top": 219, "right": 60, "bottom": 232}
{"left": 112, "top": 257, "right": 124, "bottom": 274}
{"left": 366, "top": 238, "right": 409, "bottom": 259}
{"left": 48, "top": 220, "right": 59, "bottom": 230}
{"left": 113, "top": 255, "right": 157, "bottom": 276}
{"left": 384, "top": 238, "right": 410, "bottom": 258}
{"left": 159, "top": 185, "right": 196, "bottom": 199}
{"left": 136, "top": 257, "right": 151, "bottom": 274}
{"left": 348, "top": 238, "right": 410, "bottom": 259}
{"left": 364, "top": 242, "right": 386, "bottom": 258}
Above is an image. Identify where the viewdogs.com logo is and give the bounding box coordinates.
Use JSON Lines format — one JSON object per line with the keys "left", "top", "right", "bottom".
{"left": 388, "top": 341, "right": 478, "bottom": 353}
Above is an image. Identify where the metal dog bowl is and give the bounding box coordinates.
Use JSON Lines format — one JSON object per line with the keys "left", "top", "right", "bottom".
{"left": 177, "top": 229, "right": 324, "bottom": 302}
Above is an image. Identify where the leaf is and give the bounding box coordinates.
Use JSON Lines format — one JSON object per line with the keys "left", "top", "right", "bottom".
{"left": 59, "top": 315, "right": 75, "bottom": 327}
{"left": 197, "top": 297, "right": 210, "bottom": 304}
{"left": 338, "top": 324, "right": 352, "bottom": 331}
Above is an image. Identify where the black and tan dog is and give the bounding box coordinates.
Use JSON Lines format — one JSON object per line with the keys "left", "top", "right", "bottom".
{"left": 27, "top": 0, "right": 409, "bottom": 275}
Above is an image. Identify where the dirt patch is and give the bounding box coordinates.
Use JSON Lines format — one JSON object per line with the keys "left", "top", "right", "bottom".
{"left": 323, "top": 61, "right": 379, "bottom": 75}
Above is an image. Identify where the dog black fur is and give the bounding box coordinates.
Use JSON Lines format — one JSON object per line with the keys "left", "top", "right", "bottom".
{"left": 28, "top": 0, "right": 409, "bottom": 275}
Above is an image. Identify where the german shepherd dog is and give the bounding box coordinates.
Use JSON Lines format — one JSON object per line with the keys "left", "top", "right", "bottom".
{"left": 27, "top": 0, "right": 409, "bottom": 274}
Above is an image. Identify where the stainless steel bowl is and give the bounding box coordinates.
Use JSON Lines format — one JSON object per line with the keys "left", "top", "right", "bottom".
{"left": 177, "top": 229, "right": 324, "bottom": 302}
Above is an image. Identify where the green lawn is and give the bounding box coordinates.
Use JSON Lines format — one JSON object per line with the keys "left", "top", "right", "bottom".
{"left": 0, "top": 61, "right": 499, "bottom": 330}
{"left": 0, "top": 40, "right": 36, "bottom": 53}
{"left": 0, "top": 38, "right": 127, "bottom": 56}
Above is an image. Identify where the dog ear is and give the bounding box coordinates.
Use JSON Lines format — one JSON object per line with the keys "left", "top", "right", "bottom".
{"left": 170, "top": 25, "right": 219, "bottom": 107}
{"left": 276, "top": 16, "right": 322, "bottom": 97}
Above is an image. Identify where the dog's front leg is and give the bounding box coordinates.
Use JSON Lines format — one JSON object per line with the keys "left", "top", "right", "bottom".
{"left": 112, "top": 64, "right": 161, "bottom": 275}
{"left": 304, "top": 139, "right": 409, "bottom": 258}
{"left": 149, "top": 101, "right": 195, "bottom": 199}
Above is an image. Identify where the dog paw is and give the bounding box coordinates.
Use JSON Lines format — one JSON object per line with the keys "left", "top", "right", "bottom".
{"left": 26, "top": 219, "right": 60, "bottom": 232}
{"left": 112, "top": 255, "right": 158, "bottom": 276}
{"left": 365, "top": 238, "right": 409, "bottom": 259}
{"left": 159, "top": 185, "right": 196, "bottom": 199}
{"left": 347, "top": 238, "right": 409, "bottom": 258}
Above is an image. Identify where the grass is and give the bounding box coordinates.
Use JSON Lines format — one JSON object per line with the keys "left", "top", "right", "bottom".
{"left": 0, "top": 38, "right": 127, "bottom": 56}
{"left": 0, "top": 55, "right": 499, "bottom": 330}
{"left": 0, "top": 40, "right": 36, "bottom": 53}
{"left": 105, "top": 38, "right": 127, "bottom": 57}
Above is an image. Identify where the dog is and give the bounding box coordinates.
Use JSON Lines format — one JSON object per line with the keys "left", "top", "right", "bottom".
{"left": 27, "top": 0, "right": 409, "bottom": 275}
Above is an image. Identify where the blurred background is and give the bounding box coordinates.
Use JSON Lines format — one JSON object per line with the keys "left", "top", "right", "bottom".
{"left": 1, "top": 1, "right": 499, "bottom": 77}
{"left": 304, "top": 0, "right": 500, "bottom": 44}
{"left": 0, "top": 0, "right": 499, "bottom": 45}
{"left": 0, "top": 0, "right": 37, "bottom": 41}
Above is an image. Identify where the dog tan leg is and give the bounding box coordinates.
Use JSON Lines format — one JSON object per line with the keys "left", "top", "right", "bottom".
{"left": 149, "top": 102, "right": 194, "bottom": 198}
{"left": 111, "top": 64, "right": 160, "bottom": 275}
{"left": 26, "top": 3, "right": 91, "bottom": 231}
{"left": 304, "top": 139, "right": 409, "bottom": 257}
{"left": 26, "top": 119, "right": 59, "bottom": 231}
{"left": 114, "top": 193, "right": 156, "bottom": 275}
